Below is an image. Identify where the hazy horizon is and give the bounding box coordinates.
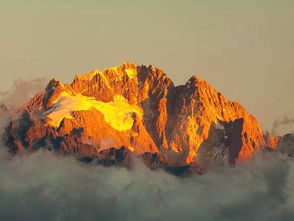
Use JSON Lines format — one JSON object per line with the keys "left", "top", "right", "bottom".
{"left": 1, "top": 0, "right": 294, "bottom": 135}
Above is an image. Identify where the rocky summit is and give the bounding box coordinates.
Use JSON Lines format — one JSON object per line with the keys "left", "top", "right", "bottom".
{"left": 2, "top": 62, "right": 279, "bottom": 173}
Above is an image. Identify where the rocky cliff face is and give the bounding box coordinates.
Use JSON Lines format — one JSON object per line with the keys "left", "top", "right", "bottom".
{"left": 2, "top": 62, "right": 278, "bottom": 169}
{"left": 277, "top": 133, "right": 294, "bottom": 157}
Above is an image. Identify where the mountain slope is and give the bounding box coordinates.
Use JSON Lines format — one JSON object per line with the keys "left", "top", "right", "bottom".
{"left": 3, "top": 62, "right": 278, "bottom": 168}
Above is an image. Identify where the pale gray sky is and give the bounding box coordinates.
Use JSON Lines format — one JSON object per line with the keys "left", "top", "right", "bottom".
{"left": 1, "top": 0, "right": 294, "bottom": 135}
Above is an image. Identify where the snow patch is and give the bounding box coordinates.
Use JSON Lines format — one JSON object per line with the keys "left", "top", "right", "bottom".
{"left": 46, "top": 91, "right": 142, "bottom": 131}
{"left": 125, "top": 68, "right": 136, "bottom": 79}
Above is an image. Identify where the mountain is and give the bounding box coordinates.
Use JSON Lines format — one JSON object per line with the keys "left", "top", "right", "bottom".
{"left": 2, "top": 62, "right": 279, "bottom": 172}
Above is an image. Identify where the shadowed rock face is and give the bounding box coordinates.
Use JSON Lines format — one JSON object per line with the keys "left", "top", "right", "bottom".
{"left": 1, "top": 62, "right": 278, "bottom": 170}
{"left": 278, "top": 133, "right": 294, "bottom": 157}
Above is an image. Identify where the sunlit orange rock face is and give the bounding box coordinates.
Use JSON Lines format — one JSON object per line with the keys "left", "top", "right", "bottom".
{"left": 3, "top": 62, "right": 278, "bottom": 167}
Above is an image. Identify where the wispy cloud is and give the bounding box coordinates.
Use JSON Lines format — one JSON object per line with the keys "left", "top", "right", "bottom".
{"left": 0, "top": 78, "right": 46, "bottom": 108}
{"left": 272, "top": 114, "right": 294, "bottom": 135}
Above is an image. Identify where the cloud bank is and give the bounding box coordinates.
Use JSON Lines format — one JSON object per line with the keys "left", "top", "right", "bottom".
{"left": 0, "top": 146, "right": 294, "bottom": 221}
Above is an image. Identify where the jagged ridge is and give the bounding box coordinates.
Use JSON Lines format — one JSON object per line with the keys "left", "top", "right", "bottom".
{"left": 2, "top": 62, "right": 278, "bottom": 169}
